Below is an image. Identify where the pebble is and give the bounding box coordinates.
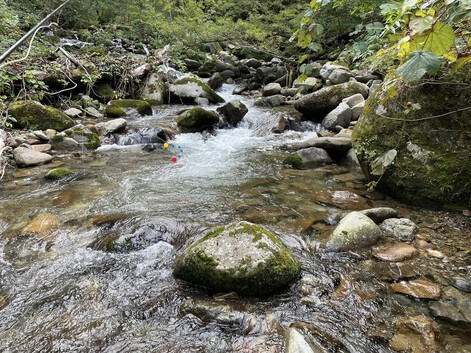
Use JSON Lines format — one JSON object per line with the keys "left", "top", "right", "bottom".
{"left": 390, "top": 279, "right": 441, "bottom": 299}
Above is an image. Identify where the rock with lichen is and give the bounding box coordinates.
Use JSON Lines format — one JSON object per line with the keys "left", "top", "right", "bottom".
{"left": 173, "top": 221, "right": 301, "bottom": 296}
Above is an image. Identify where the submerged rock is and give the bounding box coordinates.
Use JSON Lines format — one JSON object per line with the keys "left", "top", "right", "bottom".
{"left": 326, "top": 211, "right": 382, "bottom": 252}
{"left": 8, "top": 100, "right": 75, "bottom": 131}
{"left": 429, "top": 300, "right": 471, "bottom": 323}
{"left": 173, "top": 221, "right": 301, "bottom": 296}
{"left": 373, "top": 243, "right": 418, "bottom": 262}
{"left": 45, "top": 167, "right": 75, "bottom": 180}
{"left": 390, "top": 279, "right": 441, "bottom": 299}
{"left": 285, "top": 327, "right": 326, "bottom": 353}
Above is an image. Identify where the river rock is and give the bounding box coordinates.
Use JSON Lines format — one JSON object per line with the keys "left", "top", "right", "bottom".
{"left": 326, "top": 211, "right": 382, "bottom": 252}
{"left": 322, "top": 102, "right": 353, "bottom": 130}
{"left": 429, "top": 300, "right": 471, "bottom": 323}
{"left": 390, "top": 316, "right": 440, "bottom": 353}
{"left": 176, "top": 107, "right": 220, "bottom": 133}
{"left": 23, "top": 213, "right": 61, "bottom": 240}
{"left": 50, "top": 136, "right": 81, "bottom": 151}
{"left": 373, "top": 243, "right": 418, "bottom": 262}
{"left": 8, "top": 100, "right": 75, "bottom": 131}
{"left": 285, "top": 327, "right": 325, "bottom": 353}
{"left": 352, "top": 63, "right": 471, "bottom": 208}
{"left": 141, "top": 72, "right": 166, "bottom": 105}
{"left": 293, "top": 77, "right": 322, "bottom": 93}
{"left": 296, "top": 147, "right": 333, "bottom": 168}
{"left": 350, "top": 101, "right": 365, "bottom": 120}
{"left": 108, "top": 99, "right": 152, "bottom": 116}
{"left": 342, "top": 93, "right": 365, "bottom": 108}
{"left": 31, "top": 144, "right": 52, "bottom": 152}
{"left": 173, "top": 221, "right": 301, "bottom": 296}
{"left": 104, "top": 104, "right": 126, "bottom": 118}
{"left": 294, "top": 81, "right": 369, "bottom": 118}
{"left": 320, "top": 62, "right": 353, "bottom": 84}
{"left": 253, "top": 95, "right": 285, "bottom": 108}
{"left": 216, "top": 100, "right": 248, "bottom": 126}
{"left": 95, "top": 118, "right": 127, "bottom": 135}
{"left": 84, "top": 106, "right": 104, "bottom": 119}
{"left": 207, "top": 72, "right": 226, "bottom": 90}
{"left": 390, "top": 279, "right": 441, "bottom": 299}
{"left": 381, "top": 218, "right": 418, "bottom": 242}
{"left": 450, "top": 277, "right": 471, "bottom": 293}
{"left": 63, "top": 108, "right": 82, "bottom": 118}
{"left": 62, "top": 125, "right": 101, "bottom": 150}
{"left": 13, "top": 147, "right": 53, "bottom": 167}
{"left": 359, "top": 207, "right": 399, "bottom": 223}
{"left": 169, "top": 77, "right": 225, "bottom": 104}
{"left": 262, "top": 82, "right": 282, "bottom": 96}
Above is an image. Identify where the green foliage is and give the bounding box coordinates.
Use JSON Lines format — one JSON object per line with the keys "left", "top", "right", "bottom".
{"left": 396, "top": 50, "right": 442, "bottom": 82}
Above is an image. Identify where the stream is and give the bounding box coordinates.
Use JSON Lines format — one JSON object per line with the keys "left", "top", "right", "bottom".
{"left": 0, "top": 84, "right": 470, "bottom": 352}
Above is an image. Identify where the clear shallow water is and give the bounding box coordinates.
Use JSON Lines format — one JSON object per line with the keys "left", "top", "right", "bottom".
{"left": 0, "top": 84, "right": 470, "bottom": 352}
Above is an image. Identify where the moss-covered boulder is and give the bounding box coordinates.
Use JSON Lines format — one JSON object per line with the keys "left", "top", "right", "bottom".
{"left": 169, "top": 77, "right": 225, "bottom": 104}
{"left": 45, "top": 168, "right": 75, "bottom": 180}
{"left": 177, "top": 107, "right": 220, "bottom": 133}
{"left": 294, "top": 81, "right": 369, "bottom": 120}
{"left": 173, "top": 221, "right": 300, "bottom": 296}
{"left": 63, "top": 125, "right": 101, "bottom": 150}
{"left": 105, "top": 104, "right": 127, "bottom": 118}
{"left": 352, "top": 64, "right": 471, "bottom": 209}
{"left": 94, "top": 83, "right": 115, "bottom": 102}
{"left": 8, "top": 100, "right": 75, "bottom": 131}
{"left": 108, "top": 99, "right": 152, "bottom": 116}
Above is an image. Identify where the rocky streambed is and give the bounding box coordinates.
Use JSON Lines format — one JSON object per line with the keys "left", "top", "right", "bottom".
{"left": 0, "top": 52, "right": 470, "bottom": 352}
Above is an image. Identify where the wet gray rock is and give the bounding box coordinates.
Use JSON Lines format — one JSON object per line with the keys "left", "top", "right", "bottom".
{"left": 381, "top": 218, "right": 418, "bottom": 242}
{"left": 285, "top": 327, "right": 326, "bottom": 353}
{"left": 233, "top": 83, "right": 248, "bottom": 95}
{"left": 95, "top": 118, "right": 127, "bottom": 136}
{"left": 253, "top": 95, "right": 285, "bottom": 108}
{"left": 262, "top": 82, "right": 282, "bottom": 96}
{"left": 173, "top": 221, "right": 300, "bottom": 296}
{"left": 450, "top": 277, "right": 471, "bottom": 293}
{"left": 50, "top": 136, "right": 81, "bottom": 151}
{"left": 12, "top": 147, "right": 53, "bottom": 167}
{"left": 429, "top": 301, "right": 471, "bottom": 323}
{"left": 296, "top": 147, "right": 333, "bottom": 168}
{"left": 216, "top": 100, "right": 248, "bottom": 126}
{"left": 360, "top": 207, "right": 399, "bottom": 224}
{"left": 321, "top": 102, "right": 353, "bottom": 130}
{"left": 208, "top": 72, "right": 225, "bottom": 90}
{"left": 294, "top": 81, "right": 369, "bottom": 117}
{"left": 326, "top": 211, "right": 382, "bottom": 252}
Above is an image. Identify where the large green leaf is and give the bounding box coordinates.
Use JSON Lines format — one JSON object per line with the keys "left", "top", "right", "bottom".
{"left": 410, "top": 22, "right": 455, "bottom": 55}
{"left": 396, "top": 50, "right": 442, "bottom": 82}
{"left": 370, "top": 149, "right": 397, "bottom": 176}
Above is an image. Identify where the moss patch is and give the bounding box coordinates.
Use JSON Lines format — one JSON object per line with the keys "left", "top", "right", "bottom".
{"left": 8, "top": 100, "right": 75, "bottom": 131}
{"left": 109, "top": 99, "right": 152, "bottom": 116}
{"left": 105, "top": 104, "right": 126, "bottom": 118}
{"left": 45, "top": 167, "right": 75, "bottom": 180}
{"left": 283, "top": 154, "right": 304, "bottom": 169}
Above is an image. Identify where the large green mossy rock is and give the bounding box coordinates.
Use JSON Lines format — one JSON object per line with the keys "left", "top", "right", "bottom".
{"left": 352, "top": 64, "right": 471, "bottom": 209}
{"left": 169, "top": 77, "right": 225, "bottom": 104}
{"left": 109, "top": 99, "right": 152, "bottom": 116}
{"left": 8, "top": 101, "right": 74, "bottom": 131}
{"left": 173, "top": 221, "right": 301, "bottom": 296}
{"left": 176, "top": 107, "right": 220, "bottom": 133}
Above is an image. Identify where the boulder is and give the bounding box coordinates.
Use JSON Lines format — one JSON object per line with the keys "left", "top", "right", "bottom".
{"left": 342, "top": 93, "right": 365, "bottom": 108}
{"left": 173, "top": 221, "right": 300, "bottom": 295}
{"left": 293, "top": 77, "right": 322, "bottom": 93}
{"left": 294, "top": 81, "right": 369, "bottom": 119}
{"left": 8, "top": 101, "right": 75, "bottom": 131}
{"left": 262, "top": 82, "right": 282, "bottom": 96}
{"left": 49, "top": 136, "right": 80, "bottom": 151}
{"left": 320, "top": 62, "right": 351, "bottom": 81}
{"left": 381, "top": 218, "right": 418, "bottom": 242}
{"left": 352, "top": 64, "right": 471, "bottom": 208}
{"left": 177, "top": 107, "right": 220, "bottom": 133}
{"left": 321, "top": 102, "right": 353, "bottom": 130}
{"left": 328, "top": 68, "right": 354, "bottom": 84}
{"left": 207, "top": 72, "right": 226, "bottom": 90}
{"left": 253, "top": 95, "right": 285, "bottom": 108}
{"left": 95, "top": 118, "right": 127, "bottom": 135}
{"left": 340, "top": 148, "right": 362, "bottom": 171}
{"left": 359, "top": 207, "right": 399, "bottom": 223}
{"left": 108, "top": 99, "right": 152, "bottom": 116}
{"left": 169, "top": 77, "right": 225, "bottom": 104}
{"left": 216, "top": 100, "right": 248, "bottom": 126}
{"left": 296, "top": 147, "right": 333, "bottom": 168}
{"left": 141, "top": 72, "right": 166, "bottom": 105}
{"left": 105, "top": 104, "right": 127, "bottom": 118}
{"left": 13, "top": 147, "right": 53, "bottom": 167}
{"left": 326, "top": 211, "right": 382, "bottom": 252}
{"left": 350, "top": 101, "right": 365, "bottom": 120}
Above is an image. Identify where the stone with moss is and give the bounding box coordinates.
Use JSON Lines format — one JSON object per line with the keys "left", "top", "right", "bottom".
{"left": 352, "top": 63, "right": 471, "bottom": 209}
{"left": 294, "top": 81, "right": 369, "bottom": 120}
{"left": 8, "top": 100, "right": 75, "bottom": 131}
{"left": 109, "top": 99, "right": 152, "bottom": 116}
{"left": 173, "top": 221, "right": 301, "bottom": 296}
{"left": 177, "top": 107, "right": 220, "bottom": 133}
{"left": 169, "top": 76, "right": 225, "bottom": 104}
{"left": 94, "top": 83, "right": 115, "bottom": 102}
{"left": 283, "top": 154, "right": 304, "bottom": 169}
{"left": 63, "top": 124, "right": 101, "bottom": 150}
{"left": 141, "top": 73, "right": 166, "bottom": 105}
{"left": 105, "top": 104, "right": 127, "bottom": 118}
{"left": 45, "top": 167, "right": 75, "bottom": 180}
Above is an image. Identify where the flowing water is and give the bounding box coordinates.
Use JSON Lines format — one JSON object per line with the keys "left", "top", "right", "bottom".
{"left": 0, "top": 85, "right": 470, "bottom": 352}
